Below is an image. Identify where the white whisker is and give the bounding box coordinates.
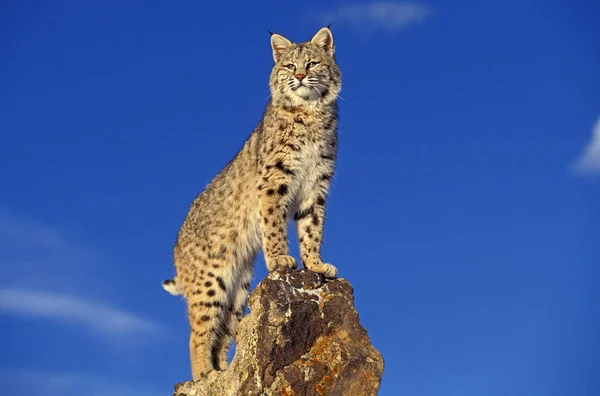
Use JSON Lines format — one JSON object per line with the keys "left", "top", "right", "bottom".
{"left": 313, "top": 85, "right": 324, "bottom": 100}
{"left": 261, "top": 92, "right": 272, "bottom": 103}
{"left": 312, "top": 82, "right": 346, "bottom": 102}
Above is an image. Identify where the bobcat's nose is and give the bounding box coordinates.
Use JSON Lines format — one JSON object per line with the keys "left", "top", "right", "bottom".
{"left": 295, "top": 73, "right": 305, "bottom": 81}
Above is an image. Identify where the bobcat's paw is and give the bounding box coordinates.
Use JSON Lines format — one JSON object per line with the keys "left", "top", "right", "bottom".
{"left": 266, "top": 255, "right": 298, "bottom": 272}
{"left": 303, "top": 257, "right": 338, "bottom": 278}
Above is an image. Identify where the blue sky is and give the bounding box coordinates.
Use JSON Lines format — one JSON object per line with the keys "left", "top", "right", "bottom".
{"left": 1, "top": 1, "right": 599, "bottom": 395}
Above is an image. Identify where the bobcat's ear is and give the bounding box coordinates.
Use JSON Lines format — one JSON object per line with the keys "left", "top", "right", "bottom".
{"left": 310, "top": 27, "right": 334, "bottom": 56}
{"left": 270, "top": 33, "right": 293, "bottom": 62}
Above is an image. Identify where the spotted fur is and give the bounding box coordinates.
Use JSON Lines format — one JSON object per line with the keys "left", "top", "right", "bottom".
{"left": 164, "top": 27, "right": 341, "bottom": 380}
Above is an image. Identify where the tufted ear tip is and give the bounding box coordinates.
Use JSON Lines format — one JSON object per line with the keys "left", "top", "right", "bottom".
{"left": 310, "top": 27, "right": 334, "bottom": 55}
{"left": 270, "top": 33, "right": 293, "bottom": 62}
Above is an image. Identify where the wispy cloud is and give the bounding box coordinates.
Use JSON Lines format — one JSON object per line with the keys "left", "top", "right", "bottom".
{"left": 0, "top": 208, "right": 65, "bottom": 249}
{"left": 321, "top": 2, "right": 431, "bottom": 32}
{"left": 0, "top": 288, "right": 161, "bottom": 339}
{"left": 572, "top": 117, "right": 600, "bottom": 175}
{"left": 0, "top": 370, "right": 164, "bottom": 396}
{"left": 0, "top": 208, "right": 99, "bottom": 289}
{"left": 0, "top": 209, "right": 171, "bottom": 393}
{"left": 0, "top": 208, "right": 165, "bottom": 344}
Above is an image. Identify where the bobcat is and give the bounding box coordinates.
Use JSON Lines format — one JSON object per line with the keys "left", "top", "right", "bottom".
{"left": 163, "top": 26, "right": 341, "bottom": 380}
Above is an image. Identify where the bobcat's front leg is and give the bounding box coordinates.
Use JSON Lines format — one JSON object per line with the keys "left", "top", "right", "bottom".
{"left": 258, "top": 157, "right": 297, "bottom": 272}
{"left": 295, "top": 190, "right": 337, "bottom": 278}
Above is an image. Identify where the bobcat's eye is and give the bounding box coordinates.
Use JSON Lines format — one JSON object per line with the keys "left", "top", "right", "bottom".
{"left": 284, "top": 64, "right": 296, "bottom": 71}
{"left": 307, "top": 61, "right": 319, "bottom": 69}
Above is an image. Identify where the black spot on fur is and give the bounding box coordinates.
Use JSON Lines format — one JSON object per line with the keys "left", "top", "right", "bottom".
{"left": 207, "top": 289, "right": 216, "bottom": 297}
{"left": 312, "top": 214, "right": 320, "bottom": 226}
{"left": 275, "top": 160, "right": 295, "bottom": 175}
{"left": 266, "top": 189, "right": 275, "bottom": 195}
{"left": 294, "top": 205, "right": 314, "bottom": 220}
{"left": 286, "top": 143, "right": 301, "bottom": 152}
{"left": 316, "top": 196, "right": 325, "bottom": 206}
{"left": 211, "top": 344, "right": 221, "bottom": 371}
{"left": 204, "top": 281, "right": 212, "bottom": 287}
{"left": 278, "top": 184, "right": 288, "bottom": 195}
{"left": 216, "top": 277, "right": 227, "bottom": 291}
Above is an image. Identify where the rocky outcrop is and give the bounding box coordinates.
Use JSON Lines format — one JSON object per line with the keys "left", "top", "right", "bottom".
{"left": 173, "top": 268, "right": 384, "bottom": 396}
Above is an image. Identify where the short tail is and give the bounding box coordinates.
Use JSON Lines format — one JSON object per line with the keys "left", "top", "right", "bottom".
{"left": 162, "top": 278, "right": 184, "bottom": 296}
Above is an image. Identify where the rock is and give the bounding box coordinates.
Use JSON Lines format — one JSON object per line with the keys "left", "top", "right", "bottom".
{"left": 172, "top": 268, "right": 384, "bottom": 396}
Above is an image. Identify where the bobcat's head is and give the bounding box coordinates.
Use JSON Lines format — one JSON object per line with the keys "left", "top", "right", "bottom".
{"left": 269, "top": 27, "right": 341, "bottom": 107}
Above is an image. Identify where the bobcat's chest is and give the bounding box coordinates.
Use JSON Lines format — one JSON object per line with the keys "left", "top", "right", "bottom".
{"left": 295, "top": 140, "right": 322, "bottom": 186}
{"left": 287, "top": 134, "right": 326, "bottom": 211}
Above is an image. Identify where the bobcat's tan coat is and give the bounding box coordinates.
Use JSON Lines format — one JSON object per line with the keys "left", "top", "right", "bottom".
{"left": 163, "top": 27, "right": 342, "bottom": 380}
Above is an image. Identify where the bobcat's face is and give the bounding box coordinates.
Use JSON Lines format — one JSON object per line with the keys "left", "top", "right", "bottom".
{"left": 269, "top": 28, "right": 341, "bottom": 106}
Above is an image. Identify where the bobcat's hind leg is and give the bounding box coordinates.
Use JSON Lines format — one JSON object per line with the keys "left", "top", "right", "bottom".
{"left": 184, "top": 270, "right": 231, "bottom": 379}
{"left": 215, "top": 267, "right": 253, "bottom": 369}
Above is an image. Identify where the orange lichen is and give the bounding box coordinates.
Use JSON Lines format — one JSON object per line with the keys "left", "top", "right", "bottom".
{"left": 316, "top": 364, "right": 341, "bottom": 395}
{"left": 301, "top": 336, "right": 343, "bottom": 395}
{"left": 281, "top": 383, "right": 295, "bottom": 396}
{"left": 319, "top": 291, "right": 335, "bottom": 305}
{"left": 310, "top": 335, "right": 339, "bottom": 363}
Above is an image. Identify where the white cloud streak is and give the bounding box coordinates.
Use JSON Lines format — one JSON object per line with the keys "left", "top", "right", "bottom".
{"left": 321, "top": 2, "right": 431, "bottom": 32}
{"left": 0, "top": 208, "right": 164, "bottom": 343}
{"left": 0, "top": 288, "right": 161, "bottom": 338}
{"left": 0, "top": 208, "right": 100, "bottom": 288}
{"left": 573, "top": 117, "right": 600, "bottom": 174}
